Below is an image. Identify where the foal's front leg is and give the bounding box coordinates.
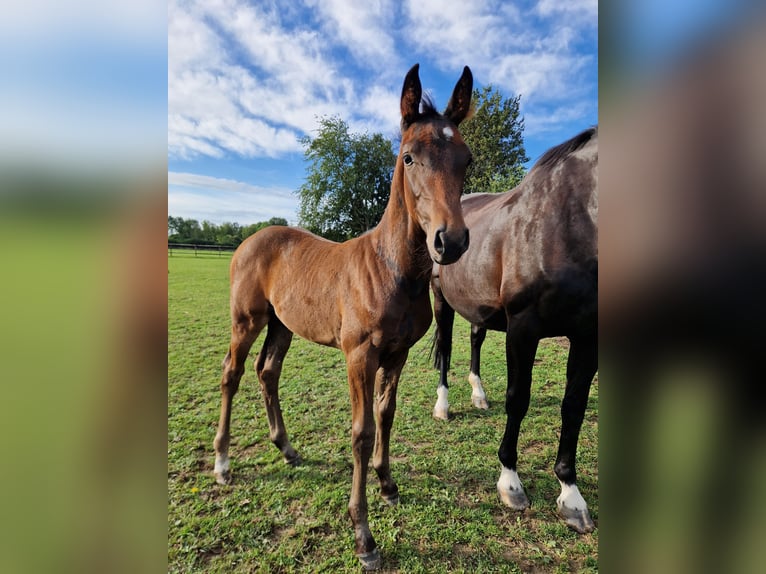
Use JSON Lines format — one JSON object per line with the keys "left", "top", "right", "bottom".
{"left": 345, "top": 345, "right": 380, "bottom": 570}
{"left": 373, "top": 349, "right": 409, "bottom": 505}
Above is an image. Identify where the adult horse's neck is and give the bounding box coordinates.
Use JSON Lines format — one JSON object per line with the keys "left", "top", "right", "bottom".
{"left": 368, "top": 160, "right": 431, "bottom": 284}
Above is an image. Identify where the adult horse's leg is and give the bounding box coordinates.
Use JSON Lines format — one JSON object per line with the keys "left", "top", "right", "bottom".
{"left": 345, "top": 344, "right": 380, "bottom": 570}
{"left": 496, "top": 317, "right": 540, "bottom": 510}
{"left": 468, "top": 324, "right": 489, "bottom": 410}
{"left": 431, "top": 275, "right": 455, "bottom": 420}
{"left": 214, "top": 314, "right": 266, "bottom": 484}
{"left": 554, "top": 335, "right": 597, "bottom": 533}
{"left": 373, "top": 349, "right": 408, "bottom": 506}
{"left": 254, "top": 314, "right": 300, "bottom": 465}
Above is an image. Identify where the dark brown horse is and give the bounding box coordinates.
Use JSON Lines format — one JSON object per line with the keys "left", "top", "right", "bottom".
{"left": 431, "top": 127, "right": 598, "bottom": 533}
{"left": 213, "top": 64, "right": 473, "bottom": 570}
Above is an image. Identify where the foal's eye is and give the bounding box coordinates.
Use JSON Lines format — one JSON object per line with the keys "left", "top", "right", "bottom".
{"left": 403, "top": 153, "right": 414, "bottom": 166}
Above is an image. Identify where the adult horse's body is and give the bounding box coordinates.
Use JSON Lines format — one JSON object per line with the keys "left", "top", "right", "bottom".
{"left": 213, "top": 64, "right": 473, "bottom": 570}
{"left": 431, "top": 127, "right": 598, "bottom": 533}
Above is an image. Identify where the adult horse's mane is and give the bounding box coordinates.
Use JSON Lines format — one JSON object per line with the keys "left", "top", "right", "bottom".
{"left": 532, "top": 126, "right": 597, "bottom": 172}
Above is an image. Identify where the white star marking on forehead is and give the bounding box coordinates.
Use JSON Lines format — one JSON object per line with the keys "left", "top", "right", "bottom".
{"left": 442, "top": 126, "right": 454, "bottom": 141}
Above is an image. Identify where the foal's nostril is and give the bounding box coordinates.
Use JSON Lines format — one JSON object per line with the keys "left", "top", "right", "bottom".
{"left": 462, "top": 229, "right": 470, "bottom": 251}
{"left": 434, "top": 228, "right": 446, "bottom": 255}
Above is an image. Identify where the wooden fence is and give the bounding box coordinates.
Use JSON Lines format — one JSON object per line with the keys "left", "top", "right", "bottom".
{"left": 167, "top": 243, "right": 237, "bottom": 257}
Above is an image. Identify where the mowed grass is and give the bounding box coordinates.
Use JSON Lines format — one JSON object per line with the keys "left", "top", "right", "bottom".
{"left": 168, "top": 252, "right": 598, "bottom": 573}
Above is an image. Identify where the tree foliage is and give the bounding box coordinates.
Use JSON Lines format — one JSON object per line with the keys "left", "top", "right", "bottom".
{"left": 297, "top": 116, "right": 396, "bottom": 241}
{"left": 461, "top": 86, "right": 528, "bottom": 194}
{"left": 167, "top": 216, "right": 287, "bottom": 246}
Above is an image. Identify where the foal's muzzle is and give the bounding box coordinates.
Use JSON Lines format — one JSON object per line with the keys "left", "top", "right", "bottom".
{"left": 433, "top": 226, "right": 469, "bottom": 265}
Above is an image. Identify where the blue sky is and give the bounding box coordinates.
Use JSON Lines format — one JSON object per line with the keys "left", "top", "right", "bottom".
{"left": 168, "top": 0, "right": 598, "bottom": 226}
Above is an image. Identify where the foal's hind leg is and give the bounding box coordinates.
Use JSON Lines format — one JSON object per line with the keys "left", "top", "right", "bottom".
{"left": 255, "top": 315, "right": 300, "bottom": 465}
{"left": 373, "top": 349, "right": 408, "bottom": 505}
{"left": 214, "top": 315, "right": 266, "bottom": 484}
{"left": 554, "top": 335, "right": 597, "bottom": 533}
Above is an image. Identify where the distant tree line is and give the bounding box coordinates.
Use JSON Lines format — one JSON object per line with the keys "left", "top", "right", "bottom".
{"left": 167, "top": 216, "right": 288, "bottom": 247}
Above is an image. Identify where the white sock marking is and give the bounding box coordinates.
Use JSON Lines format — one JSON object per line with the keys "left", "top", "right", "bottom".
{"left": 468, "top": 372, "right": 487, "bottom": 403}
{"left": 557, "top": 480, "right": 588, "bottom": 511}
{"left": 497, "top": 466, "right": 524, "bottom": 493}
{"left": 214, "top": 455, "right": 230, "bottom": 475}
{"left": 434, "top": 385, "right": 449, "bottom": 418}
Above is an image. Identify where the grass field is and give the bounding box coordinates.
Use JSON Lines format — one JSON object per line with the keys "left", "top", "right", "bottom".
{"left": 168, "top": 252, "right": 598, "bottom": 572}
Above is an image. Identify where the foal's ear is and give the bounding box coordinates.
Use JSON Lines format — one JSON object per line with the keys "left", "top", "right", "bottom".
{"left": 444, "top": 66, "right": 473, "bottom": 126}
{"left": 400, "top": 63, "right": 422, "bottom": 129}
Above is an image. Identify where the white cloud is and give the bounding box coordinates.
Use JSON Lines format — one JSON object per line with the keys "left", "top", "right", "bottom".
{"left": 305, "top": 0, "right": 399, "bottom": 69}
{"left": 493, "top": 50, "right": 594, "bottom": 103}
{"left": 168, "top": 172, "right": 300, "bottom": 224}
{"left": 403, "top": 0, "right": 519, "bottom": 68}
{"left": 169, "top": 0, "right": 597, "bottom": 162}
{"left": 169, "top": 0, "right": 352, "bottom": 160}
{"left": 535, "top": 0, "right": 598, "bottom": 25}
{"left": 524, "top": 101, "right": 597, "bottom": 135}
{"left": 399, "top": 0, "right": 596, "bottom": 135}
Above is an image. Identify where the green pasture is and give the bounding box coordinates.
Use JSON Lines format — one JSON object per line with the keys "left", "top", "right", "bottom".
{"left": 168, "top": 253, "right": 598, "bottom": 572}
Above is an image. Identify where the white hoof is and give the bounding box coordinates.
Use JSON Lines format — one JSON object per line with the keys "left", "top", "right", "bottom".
{"left": 497, "top": 466, "right": 529, "bottom": 510}
{"left": 557, "top": 481, "right": 595, "bottom": 533}
{"left": 471, "top": 393, "right": 489, "bottom": 410}
{"left": 214, "top": 455, "right": 232, "bottom": 485}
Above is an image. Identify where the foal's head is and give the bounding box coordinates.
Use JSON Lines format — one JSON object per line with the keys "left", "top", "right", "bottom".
{"left": 398, "top": 64, "right": 472, "bottom": 265}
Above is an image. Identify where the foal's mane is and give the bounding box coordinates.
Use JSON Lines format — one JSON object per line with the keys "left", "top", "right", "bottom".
{"left": 532, "top": 126, "right": 597, "bottom": 172}
{"left": 419, "top": 93, "right": 441, "bottom": 119}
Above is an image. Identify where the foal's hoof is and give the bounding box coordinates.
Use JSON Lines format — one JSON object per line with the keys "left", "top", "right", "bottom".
{"left": 284, "top": 452, "right": 302, "bottom": 466}
{"left": 381, "top": 492, "right": 400, "bottom": 506}
{"left": 214, "top": 470, "right": 232, "bottom": 485}
{"left": 498, "top": 487, "right": 530, "bottom": 511}
{"left": 357, "top": 548, "right": 381, "bottom": 571}
{"left": 559, "top": 506, "right": 595, "bottom": 534}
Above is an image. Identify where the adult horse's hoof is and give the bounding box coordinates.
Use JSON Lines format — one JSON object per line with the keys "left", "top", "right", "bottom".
{"left": 497, "top": 467, "right": 529, "bottom": 510}
{"left": 471, "top": 395, "right": 489, "bottom": 410}
{"left": 432, "top": 406, "right": 450, "bottom": 421}
{"left": 558, "top": 506, "right": 595, "bottom": 533}
{"left": 357, "top": 548, "right": 381, "bottom": 571}
{"left": 498, "top": 486, "right": 530, "bottom": 511}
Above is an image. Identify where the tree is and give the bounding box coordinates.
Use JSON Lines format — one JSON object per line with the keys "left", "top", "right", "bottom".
{"left": 297, "top": 116, "right": 396, "bottom": 241}
{"left": 461, "top": 86, "right": 528, "bottom": 194}
{"left": 241, "top": 217, "right": 287, "bottom": 241}
{"left": 168, "top": 216, "right": 287, "bottom": 245}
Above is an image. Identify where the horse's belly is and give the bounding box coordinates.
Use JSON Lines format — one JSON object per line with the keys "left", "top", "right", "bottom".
{"left": 456, "top": 302, "right": 506, "bottom": 331}
{"left": 271, "top": 300, "right": 340, "bottom": 348}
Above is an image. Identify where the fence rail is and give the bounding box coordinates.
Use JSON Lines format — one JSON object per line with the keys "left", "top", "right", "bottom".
{"left": 168, "top": 243, "right": 237, "bottom": 257}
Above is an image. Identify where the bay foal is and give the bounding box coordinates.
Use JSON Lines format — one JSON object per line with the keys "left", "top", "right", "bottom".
{"left": 213, "top": 64, "right": 473, "bottom": 569}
